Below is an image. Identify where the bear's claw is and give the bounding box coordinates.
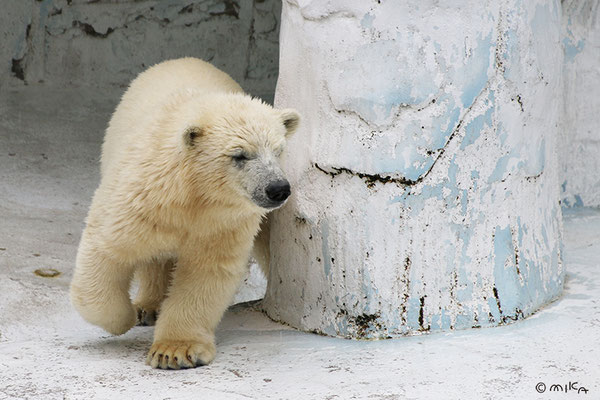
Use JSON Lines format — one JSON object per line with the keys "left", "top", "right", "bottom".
{"left": 146, "top": 340, "right": 216, "bottom": 369}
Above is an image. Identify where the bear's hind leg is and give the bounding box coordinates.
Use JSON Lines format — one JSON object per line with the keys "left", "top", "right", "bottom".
{"left": 70, "top": 231, "right": 137, "bottom": 335}
{"left": 133, "top": 259, "right": 175, "bottom": 326}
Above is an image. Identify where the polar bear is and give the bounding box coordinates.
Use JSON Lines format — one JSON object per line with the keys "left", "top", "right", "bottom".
{"left": 70, "top": 58, "right": 299, "bottom": 369}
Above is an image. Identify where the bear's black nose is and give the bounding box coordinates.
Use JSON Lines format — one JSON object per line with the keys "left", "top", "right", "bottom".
{"left": 265, "top": 180, "right": 291, "bottom": 203}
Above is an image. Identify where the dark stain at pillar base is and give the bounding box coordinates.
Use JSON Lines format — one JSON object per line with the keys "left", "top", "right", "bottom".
{"left": 418, "top": 296, "right": 430, "bottom": 331}
{"left": 492, "top": 286, "right": 503, "bottom": 318}
{"left": 350, "top": 313, "right": 382, "bottom": 338}
{"left": 501, "top": 308, "right": 525, "bottom": 324}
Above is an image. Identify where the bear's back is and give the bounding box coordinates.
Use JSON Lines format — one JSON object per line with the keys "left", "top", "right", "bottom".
{"left": 101, "top": 58, "right": 243, "bottom": 178}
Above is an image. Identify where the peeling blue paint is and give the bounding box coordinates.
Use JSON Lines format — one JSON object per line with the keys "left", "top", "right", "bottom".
{"left": 459, "top": 189, "right": 468, "bottom": 215}
{"left": 454, "top": 314, "right": 473, "bottom": 330}
{"left": 388, "top": 195, "right": 403, "bottom": 204}
{"left": 563, "top": 37, "right": 585, "bottom": 62}
{"left": 360, "top": 13, "right": 375, "bottom": 28}
{"left": 430, "top": 310, "right": 451, "bottom": 331}
{"left": 376, "top": 94, "right": 462, "bottom": 181}
{"left": 487, "top": 297, "right": 501, "bottom": 322}
{"left": 488, "top": 154, "right": 511, "bottom": 183}
{"left": 459, "top": 32, "right": 492, "bottom": 108}
{"left": 502, "top": 28, "right": 521, "bottom": 82}
{"left": 496, "top": 122, "right": 511, "bottom": 147}
{"left": 460, "top": 99, "right": 494, "bottom": 150}
{"left": 334, "top": 39, "right": 438, "bottom": 124}
{"left": 429, "top": 94, "right": 461, "bottom": 149}
{"left": 471, "top": 170, "right": 480, "bottom": 190}
{"left": 406, "top": 297, "right": 422, "bottom": 331}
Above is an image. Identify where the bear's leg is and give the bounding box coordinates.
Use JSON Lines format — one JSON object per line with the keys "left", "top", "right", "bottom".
{"left": 146, "top": 254, "right": 246, "bottom": 369}
{"left": 70, "top": 231, "right": 137, "bottom": 335}
{"left": 133, "top": 259, "right": 175, "bottom": 326}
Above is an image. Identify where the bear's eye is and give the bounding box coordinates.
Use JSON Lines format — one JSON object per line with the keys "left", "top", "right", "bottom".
{"left": 231, "top": 151, "right": 250, "bottom": 166}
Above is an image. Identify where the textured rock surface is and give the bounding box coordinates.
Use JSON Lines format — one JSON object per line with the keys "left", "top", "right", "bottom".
{"left": 0, "top": 0, "right": 281, "bottom": 102}
{"left": 560, "top": 1, "right": 600, "bottom": 208}
{"left": 264, "top": 0, "right": 565, "bottom": 338}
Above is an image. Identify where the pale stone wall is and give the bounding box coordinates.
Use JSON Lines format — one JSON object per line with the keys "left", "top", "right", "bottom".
{"left": 0, "top": 0, "right": 282, "bottom": 102}
{"left": 560, "top": 0, "right": 600, "bottom": 208}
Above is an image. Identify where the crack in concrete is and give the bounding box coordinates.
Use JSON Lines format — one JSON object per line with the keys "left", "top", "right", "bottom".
{"left": 325, "top": 81, "right": 445, "bottom": 129}
{"left": 314, "top": 162, "right": 417, "bottom": 187}
{"left": 315, "top": 79, "right": 494, "bottom": 189}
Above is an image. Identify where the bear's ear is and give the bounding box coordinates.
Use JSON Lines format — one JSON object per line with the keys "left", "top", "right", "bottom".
{"left": 183, "top": 126, "right": 204, "bottom": 147}
{"left": 279, "top": 109, "right": 300, "bottom": 137}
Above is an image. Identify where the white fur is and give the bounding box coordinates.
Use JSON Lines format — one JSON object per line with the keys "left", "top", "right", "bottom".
{"left": 70, "top": 58, "right": 299, "bottom": 369}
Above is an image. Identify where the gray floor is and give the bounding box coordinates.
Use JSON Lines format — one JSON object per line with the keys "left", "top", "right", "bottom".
{"left": 0, "top": 86, "right": 599, "bottom": 399}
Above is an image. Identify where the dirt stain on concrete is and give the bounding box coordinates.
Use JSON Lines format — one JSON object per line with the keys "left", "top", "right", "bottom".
{"left": 34, "top": 268, "right": 61, "bottom": 278}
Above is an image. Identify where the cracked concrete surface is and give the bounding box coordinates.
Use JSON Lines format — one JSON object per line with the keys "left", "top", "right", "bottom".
{"left": 1, "top": 83, "right": 599, "bottom": 400}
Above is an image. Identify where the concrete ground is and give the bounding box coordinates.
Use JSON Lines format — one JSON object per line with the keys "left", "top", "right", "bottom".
{"left": 0, "top": 86, "right": 599, "bottom": 399}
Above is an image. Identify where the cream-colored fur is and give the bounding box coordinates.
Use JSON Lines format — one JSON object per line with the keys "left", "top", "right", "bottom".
{"left": 70, "top": 58, "right": 299, "bottom": 369}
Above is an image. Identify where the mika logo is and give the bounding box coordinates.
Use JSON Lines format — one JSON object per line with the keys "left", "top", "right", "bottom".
{"left": 536, "top": 381, "right": 589, "bottom": 394}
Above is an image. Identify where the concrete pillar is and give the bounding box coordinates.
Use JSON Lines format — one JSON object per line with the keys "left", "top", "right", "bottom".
{"left": 263, "top": 0, "right": 565, "bottom": 338}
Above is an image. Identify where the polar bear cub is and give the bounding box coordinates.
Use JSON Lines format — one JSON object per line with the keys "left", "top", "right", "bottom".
{"left": 70, "top": 58, "right": 299, "bottom": 369}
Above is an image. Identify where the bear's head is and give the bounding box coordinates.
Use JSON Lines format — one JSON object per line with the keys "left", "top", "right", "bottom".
{"left": 174, "top": 92, "right": 300, "bottom": 213}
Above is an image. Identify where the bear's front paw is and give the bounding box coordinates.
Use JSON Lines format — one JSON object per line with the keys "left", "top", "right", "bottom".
{"left": 135, "top": 304, "right": 158, "bottom": 326}
{"left": 146, "top": 339, "right": 216, "bottom": 369}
